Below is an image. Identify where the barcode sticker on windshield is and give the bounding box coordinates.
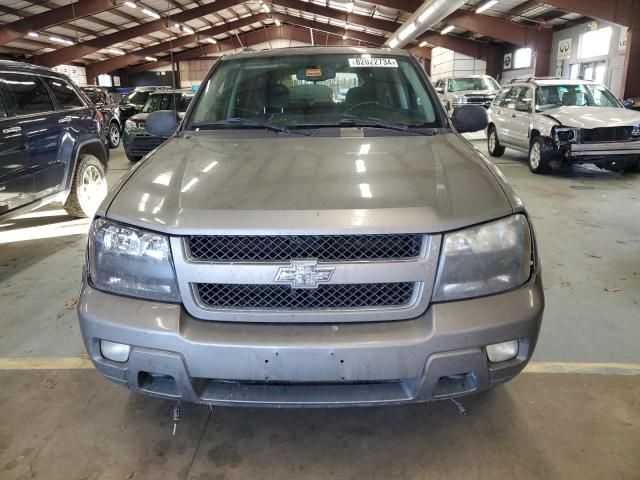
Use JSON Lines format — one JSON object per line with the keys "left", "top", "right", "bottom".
{"left": 349, "top": 58, "right": 398, "bottom": 68}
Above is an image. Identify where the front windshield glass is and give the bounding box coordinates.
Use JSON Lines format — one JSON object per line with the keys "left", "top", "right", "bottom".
{"left": 121, "top": 91, "right": 150, "bottom": 105}
{"left": 142, "top": 93, "right": 193, "bottom": 113}
{"left": 448, "top": 77, "right": 499, "bottom": 92}
{"left": 536, "top": 84, "right": 620, "bottom": 111}
{"left": 187, "top": 53, "right": 439, "bottom": 130}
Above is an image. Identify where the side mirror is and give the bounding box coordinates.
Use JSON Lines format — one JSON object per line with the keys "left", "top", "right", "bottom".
{"left": 623, "top": 99, "right": 635, "bottom": 109}
{"left": 450, "top": 105, "right": 488, "bottom": 133}
{"left": 146, "top": 110, "right": 179, "bottom": 138}
{"left": 435, "top": 87, "right": 444, "bottom": 94}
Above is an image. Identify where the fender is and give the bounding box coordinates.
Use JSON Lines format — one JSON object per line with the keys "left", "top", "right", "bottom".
{"left": 61, "top": 137, "right": 109, "bottom": 190}
{"left": 542, "top": 114, "right": 562, "bottom": 125}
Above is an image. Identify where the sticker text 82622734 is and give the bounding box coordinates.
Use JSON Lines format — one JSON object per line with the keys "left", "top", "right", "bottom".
{"left": 348, "top": 58, "right": 399, "bottom": 68}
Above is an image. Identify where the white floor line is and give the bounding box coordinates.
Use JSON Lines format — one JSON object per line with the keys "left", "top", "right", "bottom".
{"left": 0, "top": 358, "right": 639, "bottom": 375}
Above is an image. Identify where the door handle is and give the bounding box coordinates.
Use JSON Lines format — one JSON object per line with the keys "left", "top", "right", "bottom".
{"left": 511, "top": 114, "right": 517, "bottom": 118}
{"left": 59, "top": 116, "right": 73, "bottom": 124}
{"left": 2, "top": 126, "right": 21, "bottom": 134}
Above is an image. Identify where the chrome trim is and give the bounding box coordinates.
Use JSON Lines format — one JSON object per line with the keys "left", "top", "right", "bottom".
{"left": 170, "top": 235, "right": 441, "bottom": 323}
{"left": 569, "top": 142, "right": 640, "bottom": 156}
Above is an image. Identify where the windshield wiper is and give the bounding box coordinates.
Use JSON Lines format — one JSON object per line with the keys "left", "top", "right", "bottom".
{"left": 337, "top": 117, "right": 439, "bottom": 136}
{"left": 191, "top": 118, "right": 290, "bottom": 134}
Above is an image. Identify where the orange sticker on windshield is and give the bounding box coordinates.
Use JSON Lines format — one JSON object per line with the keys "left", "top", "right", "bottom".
{"left": 306, "top": 68, "right": 323, "bottom": 77}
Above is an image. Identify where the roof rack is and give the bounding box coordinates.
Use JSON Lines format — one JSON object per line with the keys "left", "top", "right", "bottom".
{"left": 526, "top": 76, "right": 562, "bottom": 81}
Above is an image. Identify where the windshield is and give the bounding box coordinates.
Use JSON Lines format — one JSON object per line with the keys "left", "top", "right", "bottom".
{"left": 448, "top": 77, "right": 499, "bottom": 92}
{"left": 187, "top": 53, "right": 439, "bottom": 131}
{"left": 121, "top": 90, "right": 150, "bottom": 105}
{"left": 536, "top": 84, "right": 620, "bottom": 111}
{"left": 142, "top": 93, "right": 193, "bottom": 113}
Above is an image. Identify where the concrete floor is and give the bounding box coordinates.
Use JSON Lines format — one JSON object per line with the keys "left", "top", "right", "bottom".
{"left": 0, "top": 135, "right": 639, "bottom": 479}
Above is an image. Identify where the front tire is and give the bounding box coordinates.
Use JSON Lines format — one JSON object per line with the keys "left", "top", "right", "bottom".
{"left": 108, "top": 122, "right": 121, "bottom": 149}
{"left": 125, "top": 151, "right": 143, "bottom": 163}
{"left": 64, "top": 154, "right": 108, "bottom": 218}
{"left": 528, "top": 137, "right": 553, "bottom": 174}
{"left": 487, "top": 126, "right": 505, "bottom": 157}
{"left": 622, "top": 159, "right": 639, "bottom": 173}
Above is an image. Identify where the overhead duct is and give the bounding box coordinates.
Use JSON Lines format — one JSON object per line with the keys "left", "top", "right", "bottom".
{"left": 385, "top": 0, "right": 468, "bottom": 49}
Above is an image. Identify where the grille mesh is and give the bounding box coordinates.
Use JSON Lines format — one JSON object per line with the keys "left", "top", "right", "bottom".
{"left": 582, "top": 127, "right": 634, "bottom": 143}
{"left": 188, "top": 234, "right": 423, "bottom": 262}
{"left": 196, "top": 283, "right": 415, "bottom": 309}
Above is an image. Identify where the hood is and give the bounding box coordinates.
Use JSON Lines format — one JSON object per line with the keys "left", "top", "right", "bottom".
{"left": 130, "top": 111, "right": 187, "bottom": 123}
{"left": 543, "top": 106, "right": 640, "bottom": 128}
{"left": 454, "top": 90, "right": 499, "bottom": 97}
{"left": 106, "top": 133, "right": 514, "bottom": 234}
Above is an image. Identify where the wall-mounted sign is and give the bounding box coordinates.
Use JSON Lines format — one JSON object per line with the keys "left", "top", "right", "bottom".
{"left": 503, "top": 52, "right": 513, "bottom": 70}
{"left": 557, "top": 38, "right": 572, "bottom": 60}
{"left": 619, "top": 26, "right": 628, "bottom": 51}
{"left": 587, "top": 21, "right": 599, "bottom": 31}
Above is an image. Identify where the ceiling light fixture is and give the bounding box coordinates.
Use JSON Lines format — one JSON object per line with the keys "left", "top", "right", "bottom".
{"left": 275, "top": 19, "right": 281, "bottom": 26}
{"left": 440, "top": 25, "right": 455, "bottom": 35}
{"left": 145, "top": 56, "right": 157, "bottom": 61}
{"left": 476, "top": 0, "right": 498, "bottom": 14}
{"left": 182, "top": 25, "right": 194, "bottom": 34}
{"left": 347, "top": 2, "right": 354, "bottom": 13}
{"left": 419, "top": 41, "right": 428, "bottom": 47}
{"left": 205, "top": 38, "right": 217, "bottom": 44}
{"left": 107, "top": 48, "right": 125, "bottom": 55}
{"left": 49, "top": 36, "right": 74, "bottom": 45}
{"left": 142, "top": 8, "right": 161, "bottom": 19}
{"left": 342, "top": 34, "right": 348, "bottom": 40}
{"left": 124, "top": 0, "right": 136, "bottom": 7}
{"left": 262, "top": 3, "right": 270, "bottom": 12}
{"left": 28, "top": 32, "right": 39, "bottom": 37}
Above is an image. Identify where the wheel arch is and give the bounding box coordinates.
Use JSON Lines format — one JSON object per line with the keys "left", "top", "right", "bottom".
{"left": 63, "top": 139, "right": 109, "bottom": 190}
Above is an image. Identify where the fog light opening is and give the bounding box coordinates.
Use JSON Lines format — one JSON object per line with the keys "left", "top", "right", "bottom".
{"left": 100, "top": 340, "right": 130, "bottom": 363}
{"left": 486, "top": 340, "right": 519, "bottom": 363}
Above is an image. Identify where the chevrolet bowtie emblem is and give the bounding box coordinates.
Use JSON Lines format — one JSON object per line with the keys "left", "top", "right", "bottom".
{"left": 274, "top": 259, "right": 335, "bottom": 289}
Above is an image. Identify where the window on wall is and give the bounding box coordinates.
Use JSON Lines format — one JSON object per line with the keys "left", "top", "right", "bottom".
{"left": 578, "top": 27, "right": 612, "bottom": 59}
{"left": 513, "top": 48, "right": 532, "bottom": 69}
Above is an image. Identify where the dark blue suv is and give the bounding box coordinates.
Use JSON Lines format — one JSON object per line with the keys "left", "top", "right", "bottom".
{"left": 0, "top": 60, "right": 109, "bottom": 219}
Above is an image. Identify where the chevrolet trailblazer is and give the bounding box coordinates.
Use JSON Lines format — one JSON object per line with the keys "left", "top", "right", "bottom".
{"left": 78, "top": 47, "right": 544, "bottom": 407}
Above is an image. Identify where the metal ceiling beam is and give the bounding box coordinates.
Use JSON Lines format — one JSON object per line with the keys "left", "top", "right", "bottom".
{"left": 0, "top": 0, "right": 118, "bottom": 47}
{"left": 538, "top": 0, "right": 637, "bottom": 27}
{"left": 32, "top": 0, "right": 247, "bottom": 67}
{"left": 351, "top": 0, "right": 423, "bottom": 12}
{"left": 272, "top": 13, "right": 386, "bottom": 45}
{"left": 445, "top": 10, "right": 552, "bottom": 47}
{"left": 86, "top": 13, "right": 270, "bottom": 79}
{"left": 126, "top": 24, "right": 363, "bottom": 75}
{"left": 275, "top": 0, "right": 400, "bottom": 33}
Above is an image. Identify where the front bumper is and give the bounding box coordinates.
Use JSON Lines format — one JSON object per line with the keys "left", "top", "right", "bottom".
{"left": 565, "top": 142, "right": 640, "bottom": 161}
{"left": 122, "top": 129, "right": 165, "bottom": 158}
{"left": 78, "top": 273, "right": 544, "bottom": 407}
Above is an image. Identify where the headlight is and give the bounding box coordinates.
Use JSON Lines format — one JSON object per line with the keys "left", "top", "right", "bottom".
{"left": 432, "top": 214, "right": 532, "bottom": 301}
{"left": 88, "top": 218, "right": 181, "bottom": 302}
{"left": 125, "top": 119, "right": 136, "bottom": 131}
{"left": 553, "top": 127, "right": 579, "bottom": 142}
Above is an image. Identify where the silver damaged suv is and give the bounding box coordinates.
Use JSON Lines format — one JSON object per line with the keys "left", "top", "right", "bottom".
{"left": 79, "top": 47, "right": 544, "bottom": 407}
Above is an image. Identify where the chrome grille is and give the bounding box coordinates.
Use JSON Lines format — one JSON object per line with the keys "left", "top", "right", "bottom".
{"left": 188, "top": 234, "right": 424, "bottom": 262}
{"left": 196, "top": 282, "right": 415, "bottom": 309}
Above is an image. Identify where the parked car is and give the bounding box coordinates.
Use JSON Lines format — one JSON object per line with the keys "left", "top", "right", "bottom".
{"left": 487, "top": 78, "right": 640, "bottom": 174}
{"left": 0, "top": 60, "right": 109, "bottom": 220}
{"left": 82, "top": 86, "right": 122, "bottom": 149}
{"left": 434, "top": 75, "right": 501, "bottom": 115}
{"left": 118, "top": 85, "right": 169, "bottom": 124}
{"left": 79, "top": 47, "right": 544, "bottom": 407}
{"left": 122, "top": 89, "right": 194, "bottom": 162}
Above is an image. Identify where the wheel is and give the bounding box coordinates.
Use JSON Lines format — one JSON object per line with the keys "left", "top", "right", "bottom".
{"left": 64, "top": 154, "right": 108, "bottom": 218}
{"left": 622, "top": 159, "right": 639, "bottom": 173}
{"left": 107, "top": 122, "right": 121, "bottom": 148}
{"left": 487, "top": 126, "right": 505, "bottom": 157}
{"left": 125, "top": 151, "right": 143, "bottom": 163}
{"left": 528, "top": 137, "right": 553, "bottom": 174}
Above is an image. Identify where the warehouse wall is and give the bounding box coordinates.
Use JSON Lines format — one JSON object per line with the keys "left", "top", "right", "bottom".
{"left": 430, "top": 47, "right": 487, "bottom": 82}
